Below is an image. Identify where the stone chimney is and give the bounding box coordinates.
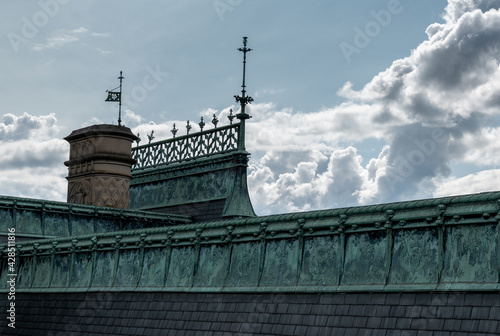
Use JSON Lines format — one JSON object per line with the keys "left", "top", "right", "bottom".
{"left": 64, "top": 124, "right": 138, "bottom": 209}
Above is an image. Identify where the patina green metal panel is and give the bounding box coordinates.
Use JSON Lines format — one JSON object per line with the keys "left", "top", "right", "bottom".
{"left": 114, "top": 249, "right": 141, "bottom": 287}
{"left": 226, "top": 242, "right": 261, "bottom": 287}
{"left": 131, "top": 170, "right": 234, "bottom": 210}
{"left": 194, "top": 244, "right": 230, "bottom": 287}
{"left": 442, "top": 224, "right": 498, "bottom": 283}
{"left": 166, "top": 246, "right": 195, "bottom": 287}
{"left": 92, "top": 251, "right": 115, "bottom": 287}
{"left": 122, "top": 219, "right": 142, "bottom": 231}
{"left": 299, "top": 236, "right": 342, "bottom": 286}
{"left": 16, "top": 210, "right": 42, "bottom": 235}
{"left": 139, "top": 248, "right": 167, "bottom": 287}
{"left": 32, "top": 255, "right": 51, "bottom": 288}
{"left": 261, "top": 239, "right": 299, "bottom": 286}
{"left": 342, "top": 231, "right": 386, "bottom": 285}
{"left": 71, "top": 215, "right": 95, "bottom": 236}
{"left": 129, "top": 183, "right": 161, "bottom": 210}
{"left": 50, "top": 254, "right": 70, "bottom": 288}
{"left": 95, "top": 218, "right": 117, "bottom": 233}
{"left": 70, "top": 252, "right": 93, "bottom": 287}
{"left": 4, "top": 191, "right": 500, "bottom": 292}
{"left": 44, "top": 214, "right": 69, "bottom": 237}
{"left": 16, "top": 256, "right": 34, "bottom": 288}
{"left": 389, "top": 228, "right": 439, "bottom": 284}
{"left": 0, "top": 209, "right": 12, "bottom": 233}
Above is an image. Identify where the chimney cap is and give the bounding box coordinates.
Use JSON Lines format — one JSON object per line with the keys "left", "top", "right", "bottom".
{"left": 64, "top": 124, "right": 139, "bottom": 142}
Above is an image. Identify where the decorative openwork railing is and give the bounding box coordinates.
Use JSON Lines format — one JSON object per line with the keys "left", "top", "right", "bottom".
{"left": 132, "top": 122, "right": 240, "bottom": 171}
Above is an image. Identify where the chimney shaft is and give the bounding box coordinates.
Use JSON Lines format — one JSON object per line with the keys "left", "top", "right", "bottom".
{"left": 64, "top": 124, "right": 138, "bottom": 209}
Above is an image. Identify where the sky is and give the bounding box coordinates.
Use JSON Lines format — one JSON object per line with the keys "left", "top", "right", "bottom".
{"left": 2, "top": 0, "right": 500, "bottom": 216}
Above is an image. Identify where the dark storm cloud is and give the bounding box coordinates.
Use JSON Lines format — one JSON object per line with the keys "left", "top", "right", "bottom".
{"left": 377, "top": 124, "right": 453, "bottom": 200}
{"left": 417, "top": 11, "right": 500, "bottom": 93}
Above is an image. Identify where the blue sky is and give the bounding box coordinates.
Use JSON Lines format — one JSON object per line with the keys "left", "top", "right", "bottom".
{"left": 2, "top": 0, "right": 500, "bottom": 215}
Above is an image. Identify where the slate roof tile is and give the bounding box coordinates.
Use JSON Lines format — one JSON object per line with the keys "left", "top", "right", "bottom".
{"left": 488, "top": 306, "right": 500, "bottom": 319}
{"left": 426, "top": 318, "right": 445, "bottom": 330}
{"left": 282, "top": 324, "right": 296, "bottom": 335}
{"left": 414, "top": 293, "right": 432, "bottom": 305}
{"left": 369, "top": 293, "right": 386, "bottom": 305}
{"left": 270, "top": 323, "right": 284, "bottom": 334}
{"left": 369, "top": 329, "right": 388, "bottom": 336}
{"left": 344, "top": 293, "right": 359, "bottom": 305}
{"left": 443, "top": 318, "right": 463, "bottom": 331}
{"left": 410, "top": 318, "right": 429, "bottom": 330}
{"left": 314, "top": 314, "right": 329, "bottom": 326}
{"left": 365, "top": 317, "right": 382, "bottom": 329}
{"left": 278, "top": 313, "right": 291, "bottom": 324}
{"left": 308, "top": 326, "right": 322, "bottom": 336}
{"left": 478, "top": 319, "right": 500, "bottom": 334}
{"left": 293, "top": 325, "right": 309, "bottom": 335}
{"left": 461, "top": 319, "right": 480, "bottom": 332}
{"left": 335, "top": 304, "right": 350, "bottom": 315}
{"left": 355, "top": 316, "right": 368, "bottom": 328}
{"left": 405, "top": 306, "right": 422, "bottom": 318}
{"left": 267, "top": 313, "right": 281, "bottom": 324}
{"left": 302, "top": 314, "right": 317, "bottom": 326}
{"left": 385, "top": 293, "right": 401, "bottom": 305}
{"left": 482, "top": 294, "right": 500, "bottom": 306}
{"left": 375, "top": 305, "right": 391, "bottom": 316}
{"left": 276, "top": 303, "right": 288, "bottom": 314}
{"left": 465, "top": 293, "right": 484, "bottom": 306}
{"left": 471, "top": 306, "right": 492, "bottom": 320}
{"left": 5, "top": 291, "right": 500, "bottom": 335}
{"left": 394, "top": 317, "right": 412, "bottom": 329}
{"left": 289, "top": 314, "right": 303, "bottom": 324}
{"left": 348, "top": 304, "right": 364, "bottom": 316}
{"left": 260, "top": 323, "right": 273, "bottom": 333}
{"left": 389, "top": 305, "right": 406, "bottom": 317}
{"left": 453, "top": 306, "right": 472, "bottom": 319}
{"left": 287, "top": 303, "right": 301, "bottom": 314}
{"left": 327, "top": 315, "right": 342, "bottom": 326}
{"left": 337, "top": 316, "right": 355, "bottom": 328}
{"left": 298, "top": 303, "right": 312, "bottom": 315}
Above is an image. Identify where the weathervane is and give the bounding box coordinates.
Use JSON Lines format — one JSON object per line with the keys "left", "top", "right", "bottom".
{"left": 234, "top": 37, "right": 253, "bottom": 120}
{"left": 105, "top": 71, "right": 124, "bottom": 126}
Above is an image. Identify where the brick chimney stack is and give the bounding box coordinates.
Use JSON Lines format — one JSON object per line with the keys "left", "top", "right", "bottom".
{"left": 64, "top": 124, "right": 138, "bottom": 209}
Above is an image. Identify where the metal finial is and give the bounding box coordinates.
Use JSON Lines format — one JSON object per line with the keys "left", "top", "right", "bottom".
{"left": 136, "top": 133, "right": 141, "bottom": 146}
{"left": 234, "top": 37, "right": 253, "bottom": 120}
{"left": 105, "top": 71, "right": 124, "bottom": 126}
{"left": 171, "top": 123, "right": 178, "bottom": 138}
{"left": 212, "top": 114, "right": 219, "bottom": 128}
{"left": 186, "top": 120, "right": 192, "bottom": 135}
{"left": 147, "top": 130, "right": 155, "bottom": 144}
{"left": 228, "top": 109, "right": 235, "bottom": 124}
{"left": 117, "top": 71, "right": 123, "bottom": 126}
{"left": 199, "top": 117, "right": 205, "bottom": 131}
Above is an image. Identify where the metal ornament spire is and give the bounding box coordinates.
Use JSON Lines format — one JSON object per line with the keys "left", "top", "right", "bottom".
{"left": 234, "top": 37, "right": 253, "bottom": 120}
{"left": 105, "top": 71, "right": 124, "bottom": 126}
{"left": 234, "top": 37, "right": 253, "bottom": 151}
